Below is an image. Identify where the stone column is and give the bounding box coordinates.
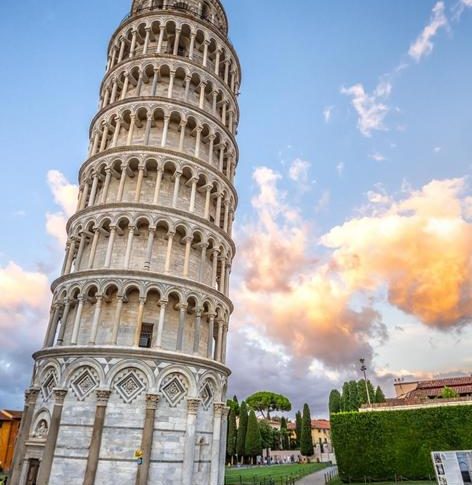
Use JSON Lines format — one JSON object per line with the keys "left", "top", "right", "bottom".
{"left": 56, "top": 299, "right": 71, "bottom": 345}
{"left": 9, "top": 387, "right": 40, "bottom": 485}
{"left": 179, "top": 119, "right": 187, "bottom": 151}
{"left": 207, "top": 314, "right": 215, "bottom": 359}
{"left": 168, "top": 70, "right": 175, "bottom": 98}
{"left": 136, "top": 394, "right": 160, "bottom": 485}
{"left": 89, "top": 296, "right": 103, "bottom": 344}
{"left": 143, "top": 27, "right": 151, "bottom": 55}
{"left": 43, "top": 304, "right": 60, "bottom": 348}
{"left": 151, "top": 68, "right": 159, "bottom": 96}
{"left": 155, "top": 300, "right": 167, "bottom": 347}
{"left": 214, "top": 49, "right": 221, "bottom": 75}
{"left": 129, "top": 30, "right": 137, "bottom": 58}
{"left": 104, "top": 225, "right": 117, "bottom": 268}
{"left": 164, "top": 231, "right": 175, "bottom": 273}
{"left": 189, "top": 177, "right": 198, "bottom": 213}
{"left": 75, "top": 232, "right": 87, "bottom": 270}
{"left": 134, "top": 297, "right": 146, "bottom": 347}
{"left": 144, "top": 114, "right": 153, "bottom": 145}
{"left": 209, "top": 402, "right": 225, "bottom": 485}
{"left": 37, "top": 389, "right": 68, "bottom": 485}
{"left": 112, "top": 117, "right": 122, "bottom": 147}
{"left": 156, "top": 28, "right": 165, "bottom": 54}
{"left": 218, "top": 406, "right": 230, "bottom": 485}
{"left": 208, "top": 134, "right": 215, "bottom": 165}
{"left": 198, "top": 242, "right": 208, "bottom": 282}
{"left": 111, "top": 295, "right": 124, "bottom": 344}
{"left": 144, "top": 227, "right": 156, "bottom": 270}
{"left": 134, "top": 165, "right": 145, "bottom": 202}
{"left": 83, "top": 390, "right": 111, "bottom": 485}
{"left": 216, "top": 320, "right": 224, "bottom": 362}
{"left": 172, "top": 172, "right": 182, "bottom": 208}
{"left": 124, "top": 225, "right": 136, "bottom": 269}
{"left": 87, "top": 229, "right": 100, "bottom": 269}
{"left": 173, "top": 28, "right": 181, "bottom": 56}
{"left": 194, "top": 126, "right": 203, "bottom": 159}
{"left": 161, "top": 115, "right": 170, "bottom": 147}
{"left": 204, "top": 185, "right": 212, "bottom": 220}
{"left": 88, "top": 171, "right": 100, "bottom": 206}
{"left": 71, "top": 296, "right": 85, "bottom": 345}
{"left": 183, "top": 236, "right": 193, "bottom": 277}
{"left": 127, "top": 114, "right": 136, "bottom": 145}
{"left": 221, "top": 323, "right": 229, "bottom": 364}
{"left": 153, "top": 168, "right": 164, "bottom": 204}
{"left": 117, "top": 164, "right": 127, "bottom": 201}
{"left": 189, "top": 31, "right": 196, "bottom": 60}
{"left": 182, "top": 399, "right": 201, "bottom": 485}
{"left": 203, "top": 39, "right": 209, "bottom": 67}
{"left": 176, "top": 303, "right": 187, "bottom": 351}
{"left": 193, "top": 310, "right": 202, "bottom": 354}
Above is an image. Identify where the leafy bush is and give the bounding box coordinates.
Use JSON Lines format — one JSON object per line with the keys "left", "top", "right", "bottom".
{"left": 331, "top": 405, "right": 472, "bottom": 481}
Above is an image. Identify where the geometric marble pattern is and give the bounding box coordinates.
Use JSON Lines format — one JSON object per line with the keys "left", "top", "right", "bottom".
{"left": 199, "top": 380, "right": 214, "bottom": 410}
{"left": 71, "top": 367, "right": 98, "bottom": 401}
{"left": 114, "top": 370, "right": 146, "bottom": 403}
{"left": 41, "top": 371, "right": 57, "bottom": 401}
{"left": 160, "top": 373, "right": 188, "bottom": 407}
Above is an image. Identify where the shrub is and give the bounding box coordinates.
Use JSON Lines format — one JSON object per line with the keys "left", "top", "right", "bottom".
{"left": 331, "top": 405, "right": 472, "bottom": 481}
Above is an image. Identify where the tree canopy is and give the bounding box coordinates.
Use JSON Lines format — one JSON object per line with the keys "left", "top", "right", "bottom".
{"left": 246, "top": 391, "right": 292, "bottom": 419}
{"left": 245, "top": 410, "right": 262, "bottom": 461}
{"left": 237, "top": 401, "right": 248, "bottom": 459}
{"left": 329, "top": 389, "right": 342, "bottom": 414}
{"left": 300, "top": 403, "right": 314, "bottom": 457}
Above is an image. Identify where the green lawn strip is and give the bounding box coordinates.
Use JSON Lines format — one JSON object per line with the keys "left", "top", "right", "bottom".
{"left": 225, "top": 463, "right": 328, "bottom": 483}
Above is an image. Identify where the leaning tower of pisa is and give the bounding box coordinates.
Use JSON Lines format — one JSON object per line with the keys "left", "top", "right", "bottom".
{"left": 10, "top": 1, "right": 240, "bottom": 484}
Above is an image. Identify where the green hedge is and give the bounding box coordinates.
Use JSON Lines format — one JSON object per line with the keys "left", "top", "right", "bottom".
{"left": 331, "top": 405, "right": 472, "bottom": 481}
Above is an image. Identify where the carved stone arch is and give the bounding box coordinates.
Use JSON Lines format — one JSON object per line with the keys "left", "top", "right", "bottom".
{"left": 198, "top": 371, "right": 220, "bottom": 408}
{"left": 122, "top": 281, "right": 145, "bottom": 300}
{"left": 163, "top": 287, "right": 184, "bottom": 304}
{"left": 134, "top": 213, "right": 153, "bottom": 228}
{"left": 107, "top": 361, "right": 155, "bottom": 400}
{"left": 38, "top": 365, "right": 59, "bottom": 402}
{"left": 158, "top": 366, "right": 196, "bottom": 407}
{"left": 36, "top": 359, "right": 61, "bottom": 389}
{"left": 185, "top": 291, "right": 203, "bottom": 309}
{"left": 174, "top": 221, "right": 190, "bottom": 238}
{"left": 66, "top": 364, "right": 102, "bottom": 401}
{"left": 201, "top": 297, "right": 215, "bottom": 316}
{"left": 96, "top": 215, "right": 113, "bottom": 229}
{"left": 82, "top": 280, "right": 101, "bottom": 297}
{"left": 31, "top": 408, "right": 51, "bottom": 440}
{"left": 61, "top": 358, "right": 106, "bottom": 388}
{"left": 143, "top": 283, "right": 164, "bottom": 300}
{"left": 67, "top": 284, "right": 82, "bottom": 300}
{"left": 102, "top": 280, "right": 123, "bottom": 297}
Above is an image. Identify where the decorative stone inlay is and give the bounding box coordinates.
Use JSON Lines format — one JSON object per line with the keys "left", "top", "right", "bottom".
{"left": 199, "top": 380, "right": 214, "bottom": 410}
{"left": 114, "top": 370, "right": 146, "bottom": 403}
{"left": 41, "top": 371, "right": 57, "bottom": 401}
{"left": 160, "top": 373, "right": 188, "bottom": 407}
{"left": 71, "top": 368, "right": 99, "bottom": 401}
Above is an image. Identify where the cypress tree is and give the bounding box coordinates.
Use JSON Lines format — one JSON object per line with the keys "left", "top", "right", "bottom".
{"left": 341, "top": 382, "right": 350, "bottom": 411}
{"left": 280, "top": 417, "right": 289, "bottom": 450}
{"left": 236, "top": 401, "right": 248, "bottom": 462}
{"left": 245, "top": 410, "right": 262, "bottom": 464}
{"left": 375, "top": 385, "right": 386, "bottom": 403}
{"left": 226, "top": 408, "right": 238, "bottom": 462}
{"left": 300, "top": 403, "right": 314, "bottom": 457}
{"left": 348, "top": 380, "right": 360, "bottom": 411}
{"left": 329, "top": 389, "right": 342, "bottom": 414}
{"left": 295, "top": 411, "right": 302, "bottom": 447}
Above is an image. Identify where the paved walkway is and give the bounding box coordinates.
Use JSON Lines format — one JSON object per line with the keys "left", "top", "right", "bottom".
{"left": 297, "top": 466, "right": 337, "bottom": 485}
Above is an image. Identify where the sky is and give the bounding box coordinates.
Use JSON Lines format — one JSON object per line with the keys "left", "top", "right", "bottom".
{"left": 0, "top": 0, "right": 471, "bottom": 417}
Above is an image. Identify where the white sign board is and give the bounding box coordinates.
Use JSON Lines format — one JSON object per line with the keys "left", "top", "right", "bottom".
{"left": 432, "top": 451, "right": 472, "bottom": 485}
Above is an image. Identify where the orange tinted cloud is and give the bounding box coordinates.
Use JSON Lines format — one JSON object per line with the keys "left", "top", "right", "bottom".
{"left": 233, "top": 171, "right": 472, "bottom": 370}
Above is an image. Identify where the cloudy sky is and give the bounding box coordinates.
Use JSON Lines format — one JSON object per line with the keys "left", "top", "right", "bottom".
{"left": 0, "top": 0, "right": 471, "bottom": 417}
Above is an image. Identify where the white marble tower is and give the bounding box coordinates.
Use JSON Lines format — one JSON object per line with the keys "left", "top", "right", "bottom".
{"left": 10, "top": 1, "right": 240, "bottom": 483}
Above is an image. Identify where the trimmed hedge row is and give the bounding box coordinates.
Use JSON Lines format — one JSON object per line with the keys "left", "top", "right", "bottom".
{"left": 331, "top": 405, "right": 472, "bottom": 481}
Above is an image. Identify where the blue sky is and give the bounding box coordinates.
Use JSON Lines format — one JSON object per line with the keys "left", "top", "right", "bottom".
{"left": 0, "top": 0, "right": 471, "bottom": 415}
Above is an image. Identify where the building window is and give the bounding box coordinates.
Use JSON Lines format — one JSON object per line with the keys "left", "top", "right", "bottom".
{"left": 139, "top": 323, "right": 154, "bottom": 348}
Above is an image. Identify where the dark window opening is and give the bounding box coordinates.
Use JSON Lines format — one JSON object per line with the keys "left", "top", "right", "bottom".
{"left": 139, "top": 323, "right": 154, "bottom": 348}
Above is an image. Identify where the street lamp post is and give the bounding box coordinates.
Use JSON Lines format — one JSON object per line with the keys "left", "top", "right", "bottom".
{"left": 360, "top": 358, "right": 372, "bottom": 408}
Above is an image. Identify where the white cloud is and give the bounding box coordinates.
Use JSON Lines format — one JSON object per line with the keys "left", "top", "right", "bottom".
{"left": 341, "top": 81, "right": 391, "bottom": 137}
{"left": 288, "top": 159, "right": 312, "bottom": 190}
{"left": 323, "top": 106, "right": 333, "bottom": 123}
{"left": 369, "top": 152, "right": 386, "bottom": 162}
{"left": 434, "top": 146, "right": 442, "bottom": 153}
{"left": 46, "top": 170, "right": 78, "bottom": 246}
{"left": 409, "top": 2, "right": 448, "bottom": 62}
{"left": 336, "top": 162, "right": 345, "bottom": 176}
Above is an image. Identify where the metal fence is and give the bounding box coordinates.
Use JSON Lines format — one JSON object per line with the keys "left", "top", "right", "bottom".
{"left": 224, "top": 476, "right": 300, "bottom": 485}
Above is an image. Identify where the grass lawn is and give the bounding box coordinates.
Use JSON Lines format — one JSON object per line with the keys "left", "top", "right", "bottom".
{"left": 225, "top": 463, "right": 329, "bottom": 484}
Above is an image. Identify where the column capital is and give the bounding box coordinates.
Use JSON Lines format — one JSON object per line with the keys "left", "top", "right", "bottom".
{"left": 213, "top": 402, "right": 226, "bottom": 416}
{"left": 159, "top": 299, "right": 168, "bottom": 307}
{"left": 183, "top": 235, "right": 194, "bottom": 244}
{"left": 187, "top": 398, "right": 201, "bottom": 415}
{"left": 53, "top": 388, "right": 68, "bottom": 405}
{"left": 177, "top": 303, "right": 188, "bottom": 311}
{"left": 25, "top": 387, "right": 40, "bottom": 405}
{"left": 96, "top": 389, "right": 112, "bottom": 406}
{"left": 146, "top": 393, "right": 160, "bottom": 410}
